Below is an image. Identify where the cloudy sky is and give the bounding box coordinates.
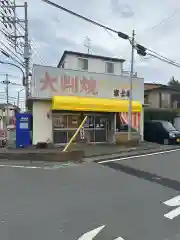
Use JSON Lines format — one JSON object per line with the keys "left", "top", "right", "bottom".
{"left": 0, "top": 0, "right": 180, "bottom": 107}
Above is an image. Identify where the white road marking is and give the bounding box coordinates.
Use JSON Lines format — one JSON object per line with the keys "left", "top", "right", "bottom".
{"left": 163, "top": 195, "right": 180, "bottom": 220}
{"left": 77, "top": 225, "right": 125, "bottom": 240}
{"left": 0, "top": 164, "right": 57, "bottom": 170}
{"left": 0, "top": 164, "right": 42, "bottom": 169}
{"left": 78, "top": 225, "right": 105, "bottom": 239}
{"left": 98, "top": 148, "right": 180, "bottom": 164}
{"left": 0, "top": 163, "right": 78, "bottom": 170}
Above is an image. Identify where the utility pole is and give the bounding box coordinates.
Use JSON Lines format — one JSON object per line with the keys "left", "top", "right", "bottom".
{"left": 1, "top": 75, "right": 21, "bottom": 126}
{"left": 24, "top": 1, "right": 29, "bottom": 110}
{"left": 17, "top": 91, "right": 20, "bottom": 108}
{"left": 128, "top": 29, "right": 135, "bottom": 141}
{"left": 0, "top": 0, "right": 30, "bottom": 110}
{"left": 5, "top": 74, "right": 10, "bottom": 127}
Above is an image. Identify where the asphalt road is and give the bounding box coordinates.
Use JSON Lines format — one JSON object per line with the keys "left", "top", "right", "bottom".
{"left": 1, "top": 150, "right": 180, "bottom": 239}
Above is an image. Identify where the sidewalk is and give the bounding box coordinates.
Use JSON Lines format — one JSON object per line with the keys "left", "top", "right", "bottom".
{"left": 81, "top": 142, "right": 180, "bottom": 162}
{"left": 70, "top": 142, "right": 169, "bottom": 157}
{"left": 0, "top": 142, "right": 179, "bottom": 162}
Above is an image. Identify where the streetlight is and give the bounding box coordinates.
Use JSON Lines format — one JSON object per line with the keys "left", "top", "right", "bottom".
{"left": 1, "top": 49, "right": 32, "bottom": 91}
{"left": 0, "top": 59, "right": 25, "bottom": 85}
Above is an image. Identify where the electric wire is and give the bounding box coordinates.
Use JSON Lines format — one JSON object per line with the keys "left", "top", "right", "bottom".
{"left": 42, "top": 0, "right": 180, "bottom": 70}
{"left": 144, "top": 8, "right": 180, "bottom": 32}
{"left": 147, "top": 52, "right": 180, "bottom": 68}
{"left": 0, "top": 26, "right": 24, "bottom": 56}
{"left": 42, "top": 0, "right": 121, "bottom": 35}
{"left": 17, "top": 18, "right": 48, "bottom": 65}
{"left": 0, "top": 4, "right": 42, "bottom": 67}
{"left": 0, "top": 40, "right": 25, "bottom": 67}
{"left": 0, "top": 29, "right": 24, "bottom": 63}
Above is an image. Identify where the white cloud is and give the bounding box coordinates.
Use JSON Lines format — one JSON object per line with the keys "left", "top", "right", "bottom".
{"left": 1, "top": 0, "right": 180, "bottom": 105}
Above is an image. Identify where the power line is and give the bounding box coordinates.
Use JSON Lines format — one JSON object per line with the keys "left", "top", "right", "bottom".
{"left": 42, "top": 0, "right": 180, "bottom": 71}
{"left": 147, "top": 48, "right": 180, "bottom": 66}
{"left": 0, "top": 30, "right": 24, "bottom": 64}
{"left": 0, "top": 26, "right": 24, "bottom": 55}
{"left": 0, "top": 25, "right": 34, "bottom": 67}
{"left": 30, "top": 39, "right": 48, "bottom": 65}
{"left": 0, "top": 40, "right": 25, "bottom": 67}
{"left": 144, "top": 8, "right": 180, "bottom": 32}
{"left": 9, "top": 10, "right": 48, "bottom": 66}
{"left": 147, "top": 53, "right": 180, "bottom": 68}
{"left": 17, "top": 21, "right": 48, "bottom": 65}
{"left": 134, "top": 39, "right": 180, "bottom": 66}
{"left": 0, "top": 72, "right": 21, "bottom": 78}
{"left": 135, "top": 44, "right": 180, "bottom": 68}
{"left": 0, "top": 1, "right": 31, "bottom": 110}
{"left": 41, "top": 0, "right": 129, "bottom": 37}
{"left": 104, "top": 28, "right": 119, "bottom": 39}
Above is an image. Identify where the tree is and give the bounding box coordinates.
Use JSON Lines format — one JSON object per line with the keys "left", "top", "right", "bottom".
{"left": 168, "top": 76, "right": 180, "bottom": 88}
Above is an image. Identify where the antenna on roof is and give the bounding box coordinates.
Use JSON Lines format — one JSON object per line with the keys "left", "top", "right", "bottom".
{"left": 84, "top": 36, "right": 92, "bottom": 54}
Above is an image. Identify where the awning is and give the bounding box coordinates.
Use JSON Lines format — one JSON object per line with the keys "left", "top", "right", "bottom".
{"left": 52, "top": 96, "right": 142, "bottom": 113}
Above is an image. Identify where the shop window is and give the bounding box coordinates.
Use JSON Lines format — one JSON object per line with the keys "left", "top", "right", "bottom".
{"left": 67, "top": 115, "right": 80, "bottom": 128}
{"left": 105, "top": 62, "right": 114, "bottom": 74}
{"left": 53, "top": 131, "right": 67, "bottom": 143}
{"left": 67, "top": 130, "right": 81, "bottom": 142}
{"left": 78, "top": 58, "right": 88, "bottom": 70}
{"left": 95, "top": 116, "right": 106, "bottom": 129}
{"left": 52, "top": 115, "right": 67, "bottom": 128}
{"left": 86, "top": 116, "right": 94, "bottom": 128}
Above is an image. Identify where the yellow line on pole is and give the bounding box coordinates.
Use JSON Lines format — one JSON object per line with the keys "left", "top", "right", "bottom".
{"left": 62, "top": 116, "right": 88, "bottom": 152}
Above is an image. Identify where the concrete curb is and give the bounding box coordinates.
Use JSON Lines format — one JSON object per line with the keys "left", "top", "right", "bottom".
{"left": 0, "top": 150, "right": 84, "bottom": 163}
{"left": 0, "top": 145, "right": 179, "bottom": 163}
{"left": 83, "top": 144, "right": 174, "bottom": 158}
{"left": 85, "top": 146, "right": 180, "bottom": 163}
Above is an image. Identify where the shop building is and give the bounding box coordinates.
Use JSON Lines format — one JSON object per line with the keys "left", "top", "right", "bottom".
{"left": 57, "top": 51, "right": 143, "bottom": 129}
{"left": 57, "top": 50, "right": 124, "bottom": 75}
{"left": 31, "top": 56, "right": 144, "bottom": 145}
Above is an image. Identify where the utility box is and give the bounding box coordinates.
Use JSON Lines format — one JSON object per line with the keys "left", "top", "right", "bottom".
{"left": 16, "top": 113, "right": 32, "bottom": 148}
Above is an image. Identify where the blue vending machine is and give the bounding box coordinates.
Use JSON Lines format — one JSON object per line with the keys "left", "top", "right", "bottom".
{"left": 16, "top": 113, "right": 32, "bottom": 148}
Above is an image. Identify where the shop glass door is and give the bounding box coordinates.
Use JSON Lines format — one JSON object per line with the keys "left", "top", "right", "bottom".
{"left": 94, "top": 116, "right": 107, "bottom": 142}
{"left": 53, "top": 115, "right": 68, "bottom": 144}
{"left": 67, "top": 114, "right": 81, "bottom": 142}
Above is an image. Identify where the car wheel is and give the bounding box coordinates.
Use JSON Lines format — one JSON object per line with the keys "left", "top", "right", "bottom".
{"left": 164, "top": 138, "right": 169, "bottom": 145}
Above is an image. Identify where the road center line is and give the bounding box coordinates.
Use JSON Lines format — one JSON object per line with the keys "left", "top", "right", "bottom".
{"left": 0, "top": 165, "right": 42, "bottom": 169}
{"left": 98, "top": 148, "right": 180, "bottom": 164}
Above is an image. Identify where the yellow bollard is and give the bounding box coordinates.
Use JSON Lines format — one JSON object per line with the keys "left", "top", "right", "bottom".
{"left": 62, "top": 116, "right": 88, "bottom": 152}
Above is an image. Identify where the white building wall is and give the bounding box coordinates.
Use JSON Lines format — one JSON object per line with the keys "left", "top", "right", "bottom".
{"left": 63, "top": 54, "right": 123, "bottom": 75}
{"left": 63, "top": 55, "right": 77, "bottom": 69}
{"left": 0, "top": 107, "right": 16, "bottom": 129}
{"left": 32, "top": 101, "right": 52, "bottom": 145}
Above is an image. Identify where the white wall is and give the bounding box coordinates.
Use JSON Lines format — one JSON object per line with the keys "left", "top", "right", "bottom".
{"left": 33, "top": 101, "right": 52, "bottom": 145}
{"left": 0, "top": 107, "right": 16, "bottom": 129}
{"left": 63, "top": 54, "right": 123, "bottom": 75}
